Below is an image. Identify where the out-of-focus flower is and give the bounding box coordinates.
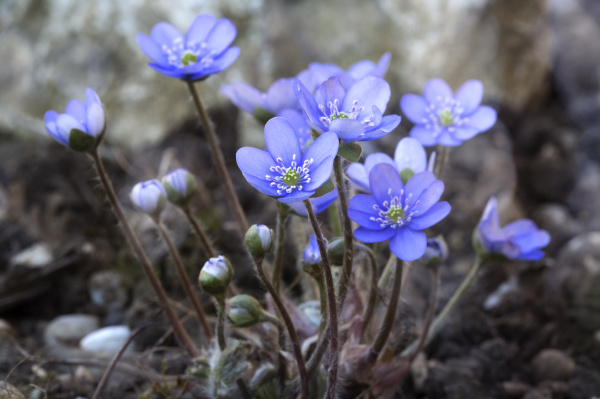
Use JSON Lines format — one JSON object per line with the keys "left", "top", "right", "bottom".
{"left": 475, "top": 197, "right": 550, "bottom": 261}
{"left": 161, "top": 168, "right": 196, "bottom": 206}
{"left": 199, "top": 255, "right": 234, "bottom": 296}
{"left": 137, "top": 15, "right": 240, "bottom": 81}
{"left": 236, "top": 117, "right": 339, "bottom": 204}
{"left": 130, "top": 179, "right": 167, "bottom": 216}
{"left": 400, "top": 79, "right": 496, "bottom": 146}
{"left": 346, "top": 137, "right": 432, "bottom": 193}
{"left": 228, "top": 295, "right": 264, "bottom": 328}
{"left": 348, "top": 164, "right": 450, "bottom": 261}
{"left": 44, "top": 88, "right": 105, "bottom": 152}
{"left": 295, "top": 76, "right": 401, "bottom": 143}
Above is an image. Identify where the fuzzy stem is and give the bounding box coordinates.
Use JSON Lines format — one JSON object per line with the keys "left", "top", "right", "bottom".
{"left": 316, "top": 274, "right": 328, "bottom": 335}
{"left": 186, "top": 80, "right": 249, "bottom": 233}
{"left": 370, "top": 258, "right": 404, "bottom": 361}
{"left": 306, "top": 319, "right": 330, "bottom": 377}
{"left": 434, "top": 145, "right": 450, "bottom": 179}
{"left": 154, "top": 220, "right": 213, "bottom": 340}
{"left": 408, "top": 267, "right": 440, "bottom": 363}
{"left": 88, "top": 149, "right": 199, "bottom": 358}
{"left": 333, "top": 156, "right": 354, "bottom": 314}
{"left": 378, "top": 253, "right": 396, "bottom": 290}
{"left": 272, "top": 205, "right": 289, "bottom": 293}
{"left": 253, "top": 257, "right": 309, "bottom": 399}
{"left": 215, "top": 294, "right": 227, "bottom": 351}
{"left": 303, "top": 199, "right": 339, "bottom": 399}
{"left": 328, "top": 201, "right": 343, "bottom": 237}
{"left": 182, "top": 205, "right": 217, "bottom": 258}
{"left": 355, "top": 244, "right": 379, "bottom": 338}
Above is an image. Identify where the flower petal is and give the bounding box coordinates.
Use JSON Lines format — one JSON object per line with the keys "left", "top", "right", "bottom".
{"left": 264, "top": 117, "right": 302, "bottom": 166}
{"left": 364, "top": 153, "right": 395, "bottom": 176}
{"left": 314, "top": 77, "right": 346, "bottom": 112}
{"left": 408, "top": 201, "right": 451, "bottom": 230}
{"left": 220, "top": 82, "right": 265, "bottom": 114}
{"left": 295, "top": 79, "right": 326, "bottom": 132}
{"left": 185, "top": 14, "right": 217, "bottom": 45}
{"left": 344, "top": 76, "right": 391, "bottom": 121}
{"left": 236, "top": 147, "right": 275, "bottom": 179}
{"left": 241, "top": 172, "right": 279, "bottom": 196}
{"left": 148, "top": 63, "right": 187, "bottom": 79}
{"left": 56, "top": 114, "right": 86, "bottom": 142}
{"left": 511, "top": 230, "right": 550, "bottom": 254}
{"left": 205, "top": 18, "right": 237, "bottom": 55}
{"left": 65, "top": 100, "right": 86, "bottom": 124}
{"left": 195, "top": 46, "right": 240, "bottom": 77}
{"left": 137, "top": 33, "right": 167, "bottom": 66}
{"left": 85, "top": 102, "right": 105, "bottom": 137}
{"left": 394, "top": 137, "right": 427, "bottom": 173}
{"left": 464, "top": 105, "right": 496, "bottom": 131}
{"left": 437, "top": 131, "right": 464, "bottom": 146}
{"left": 404, "top": 171, "right": 436, "bottom": 208}
{"left": 304, "top": 155, "right": 335, "bottom": 191}
{"left": 278, "top": 108, "right": 311, "bottom": 148}
{"left": 369, "top": 163, "right": 404, "bottom": 205}
{"left": 412, "top": 180, "right": 445, "bottom": 214}
{"left": 423, "top": 78, "right": 453, "bottom": 103}
{"left": 389, "top": 228, "right": 427, "bottom": 261}
{"left": 330, "top": 118, "right": 365, "bottom": 142}
{"left": 518, "top": 249, "right": 545, "bottom": 261}
{"left": 265, "top": 78, "right": 297, "bottom": 113}
{"left": 455, "top": 80, "right": 483, "bottom": 114}
{"left": 409, "top": 125, "right": 438, "bottom": 147}
{"left": 451, "top": 126, "right": 480, "bottom": 141}
{"left": 354, "top": 226, "right": 396, "bottom": 243}
{"left": 45, "top": 110, "right": 68, "bottom": 146}
{"left": 278, "top": 189, "right": 315, "bottom": 204}
{"left": 303, "top": 132, "right": 339, "bottom": 166}
{"left": 151, "top": 22, "right": 183, "bottom": 47}
{"left": 346, "top": 163, "right": 370, "bottom": 193}
{"left": 400, "top": 94, "right": 429, "bottom": 125}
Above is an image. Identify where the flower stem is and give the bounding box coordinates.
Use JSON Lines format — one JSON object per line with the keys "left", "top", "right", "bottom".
{"left": 333, "top": 156, "right": 354, "bottom": 316}
{"left": 355, "top": 244, "right": 379, "bottom": 338}
{"left": 185, "top": 80, "right": 249, "bottom": 234}
{"left": 402, "top": 256, "right": 482, "bottom": 356}
{"left": 434, "top": 145, "right": 450, "bottom": 179}
{"left": 378, "top": 253, "right": 396, "bottom": 290}
{"left": 215, "top": 294, "right": 227, "bottom": 351}
{"left": 88, "top": 149, "right": 199, "bottom": 358}
{"left": 370, "top": 258, "right": 404, "bottom": 361}
{"left": 182, "top": 205, "right": 217, "bottom": 258}
{"left": 252, "top": 256, "right": 309, "bottom": 399}
{"left": 303, "top": 199, "right": 339, "bottom": 399}
{"left": 154, "top": 219, "right": 213, "bottom": 341}
{"left": 272, "top": 204, "right": 289, "bottom": 293}
{"left": 408, "top": 267, "right": 439, "bottom": 363}
{"left": 316, "top": 274, "right": 328, "bottom": 335}
{"left": 328, "top": 201, "right": 342, "bottom": 237}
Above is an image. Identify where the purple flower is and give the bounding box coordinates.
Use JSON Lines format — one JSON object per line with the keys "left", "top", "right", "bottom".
{"left": 287, "top": 189, "right": 339, "bottom": 216}
{"left": 220, "top": 78, "right": 297, "bottom": 118}
{"left": 130, "top": 179, "right": 167, "bottom": 216}
{"left": 348, "top": 164, "right": 450, "bottom": 261}
{"left": 302, "top": 235, "right": 324, "bottom": 266}
{"left": 137, "top": 14, "right": 240, "bottom": 81}
{"left": 476, "top": 197, "right": 550, "bottom": 261}
{"left": 346, "top": 137, "right": 433, "bottom": 193}
{"left": 295, "top": 76, "right": 401, "bottom": 143}
{"left": 44, "top": 88, "right": 105, "bottom": 152}
{"left": 161, "top": 168, "right": 196, "bottom": 206}
{"left": 277, "top": 109, "right": 313, "bottom": 150}
{"left": 236, "top": 117, "right": 339, "bottom": 204}
{"left": 400, "top": 79, "right": 497, "bottom": 146}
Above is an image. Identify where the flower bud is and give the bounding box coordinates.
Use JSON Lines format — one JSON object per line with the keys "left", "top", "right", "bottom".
{"left": 327, "top": 237, "right": 345, "bottom": 266}
{"left": 161, "top": 168, "right": 197, "bottom": 206}
{"left": 422, "top": 236, "right": 449, "bottom": 269}
{"left": 245, "top": 225, "right": 274, "bottom": 258}
{"left": 130, "top": 179, "right": 167, "bottom": 216}
{"left": 302, "top": 235, "right": 324, "bottom": 278}
{"left": 199, "top": 256, "right": 234, "bottom": 297}
{"left": 228, "top": 295, "right": 263, "bottom": 328}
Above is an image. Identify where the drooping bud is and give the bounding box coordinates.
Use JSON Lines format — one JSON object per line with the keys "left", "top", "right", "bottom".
{"left": 422, "top": 236, "right": 449, "bottom": 269}
{"left": 161, "top": 168, "right": 197, "bottom": 206}
{"left": 228, "top": 295, "right": 263, "bottom": 328}
{"left": 245, "top": 225, "right": 274, "bottom": 258}
{"left": 327, "top": 237, "right": 345, "bottom": 266}
{"left": 199, "top": 256, "right": 234, "bottom": 297}
{"left": 302, "top": 235, "right": 325, "bottom": 278}
{"left": 130, "top": 179, "right": 167, "bottom": 217}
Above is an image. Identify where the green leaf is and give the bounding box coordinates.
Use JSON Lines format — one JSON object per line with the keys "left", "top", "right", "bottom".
{"left": 337, "top": 142, "right": 363, "bottom": 162}
{"left": 311, "top": 179, "right": 335, "bottom": 198}
{"left": 310, "top": 129, "right": 321, "bottom": 141}
{"left": 69, "top": 129, "right": 97, "bottom": 152}
{"left": 253, "top": 107, "right": 275, "bottom": 125}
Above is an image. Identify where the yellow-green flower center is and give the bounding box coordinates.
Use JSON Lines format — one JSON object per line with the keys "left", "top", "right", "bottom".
{"left": 282, "top": 169, "right": 300, "bottom": 185}
{"left": 180, "top": 51, "right": 198, "bottom": 66}
{"left": 386, "top": 205, "right": 405, "bottom": 221}
{"left": 330, "top": 112, "right": 349, "bottom": 120}
{"left": 439, "top": 109, "right": 454, "bottom": 127}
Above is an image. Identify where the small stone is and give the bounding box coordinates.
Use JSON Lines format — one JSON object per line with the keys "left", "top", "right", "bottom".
{"left": 9, "top": 243, "right": 53, "bottom": 268}
{"left": 410, "top": 352, "right": 428, "bottom": 393}
{"left": 80, "top": 325, "right": 133, "bottom": 355}
{"left": 44, "top": 314, "right": 99, "bottom": 348}
{"left": 531, "top": 349, "right": 575, "bottom": 383}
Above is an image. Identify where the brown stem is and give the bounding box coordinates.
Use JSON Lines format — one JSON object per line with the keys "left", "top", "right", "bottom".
{"left": 303, "top": 199, "right": 339, "bottom": 399}
{"left": 154, "top": 220, "right": 213, "bottom": 340}
{"left": 182, "top": 205, "right": 217, "bottom": 258}
{"left": 89, "top": 149, "right": 199, "bottom": 358}
{"left": 408, "top": 267, "right": 439, "bottom": 363}
{"left": 185, "top": 80, "right": 249, "bottom": 233}
{"left": 356, "top": 244, "right": 379, "bottom": 338}
{"left": 253, "top": 257, "right": 309, "bottom": 399}
{"left": 333, "top": 156, "right": 354, "bottom": 314}
{"left": 215, "top": 295, "right": 227, "bottom": 350}
{"left": 272, "top": 205, "right": 289, "bottom": 293}
{"left": 370, "top": 258, "right": 404, "bottom": 361}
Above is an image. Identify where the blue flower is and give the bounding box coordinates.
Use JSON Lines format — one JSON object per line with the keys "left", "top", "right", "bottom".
{"left": 400, "top": 79, "right": 497, "bottom": 146}
{"left": 44, "top": 88, "right": 105, "bottom": 151}
{"left": 302, "top": 235, "right": 324, "bottom": 266}
{"left": 220, "top": 78, "right": 297, "bottom": 117}
{"left": 137, "top": 14, "right": 240, "bottom": 81}
{"left": 348, "top": 164, "right": 451, "bottom": 261}
{"left": 130, "top": 179, "right": 167, "bottom": 216}
{"left": 295, "top": 76, "right": 401, "bottom": 143}
{"left": 346, "top": 137, "right": 434, "bottom": 193}
{"left": 476, "top": 197, "right": 550, "bottom": 261}
{"left": 287, "top": 189, "right": 339, "bottom": 216}
{"left": 236, "top": 117, "right": 339, "bottom": 204}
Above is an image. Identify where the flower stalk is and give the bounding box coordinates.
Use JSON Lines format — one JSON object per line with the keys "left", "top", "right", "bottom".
{"left": 181, "top": 205, "right": 218, "bottom": 259}
{"left": 272, "top": 204, "right": 289, "bottom": 293}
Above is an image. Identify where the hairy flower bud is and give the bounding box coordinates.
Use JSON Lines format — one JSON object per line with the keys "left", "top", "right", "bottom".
{"left": 228, "top": 295, "right": 263, "bottom": 328}
{"left": 199, "top": 256, "right": 234, "bottom": 297}
{"left": 245, "top": 225, "right": 274, "bottom": 258}
{"left": 130, "top": 179, "right": 167, "bottom": 216}
{"left": 327, "top": 237, "right": 345, "bottom": 266}
{"left": 161, "top": 168, "right": 197, "bottom": 206}
{"left": 422, "top": 236, "right": 448, "bottom": 269}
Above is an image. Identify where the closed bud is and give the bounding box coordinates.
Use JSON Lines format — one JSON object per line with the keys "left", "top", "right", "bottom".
{"left": 327, "top": 237, "right": 345, "bottom": 266}
{"left": 228, "top": 295, "right": 263, "bottom": 328}
{"left": 199, "top": 256, "right": 234, "bottom": 297}
{"left": 422, "top": 236, "right": 449, "bottom": 269}
{"left": 302, "top": 235, "right": 324, "bottom": 278}
{"left": 130, "top": 179, "right": 167, "bottom": 216}
{"left": 161, "top": 168, "right": 197, "bottom": 206}
{"left": 245, "top": 225, "right": 273, "bottom": 258}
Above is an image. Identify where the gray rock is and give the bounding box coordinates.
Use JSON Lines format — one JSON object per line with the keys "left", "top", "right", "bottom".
{"left": 88, "top": 270, "right": 128, "bottom": 314}
{"left": 44, "top": 314, "right": 99, "bottom": 348}
{"left": 531, "top": 349, "right": 575, "bottom": 383}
